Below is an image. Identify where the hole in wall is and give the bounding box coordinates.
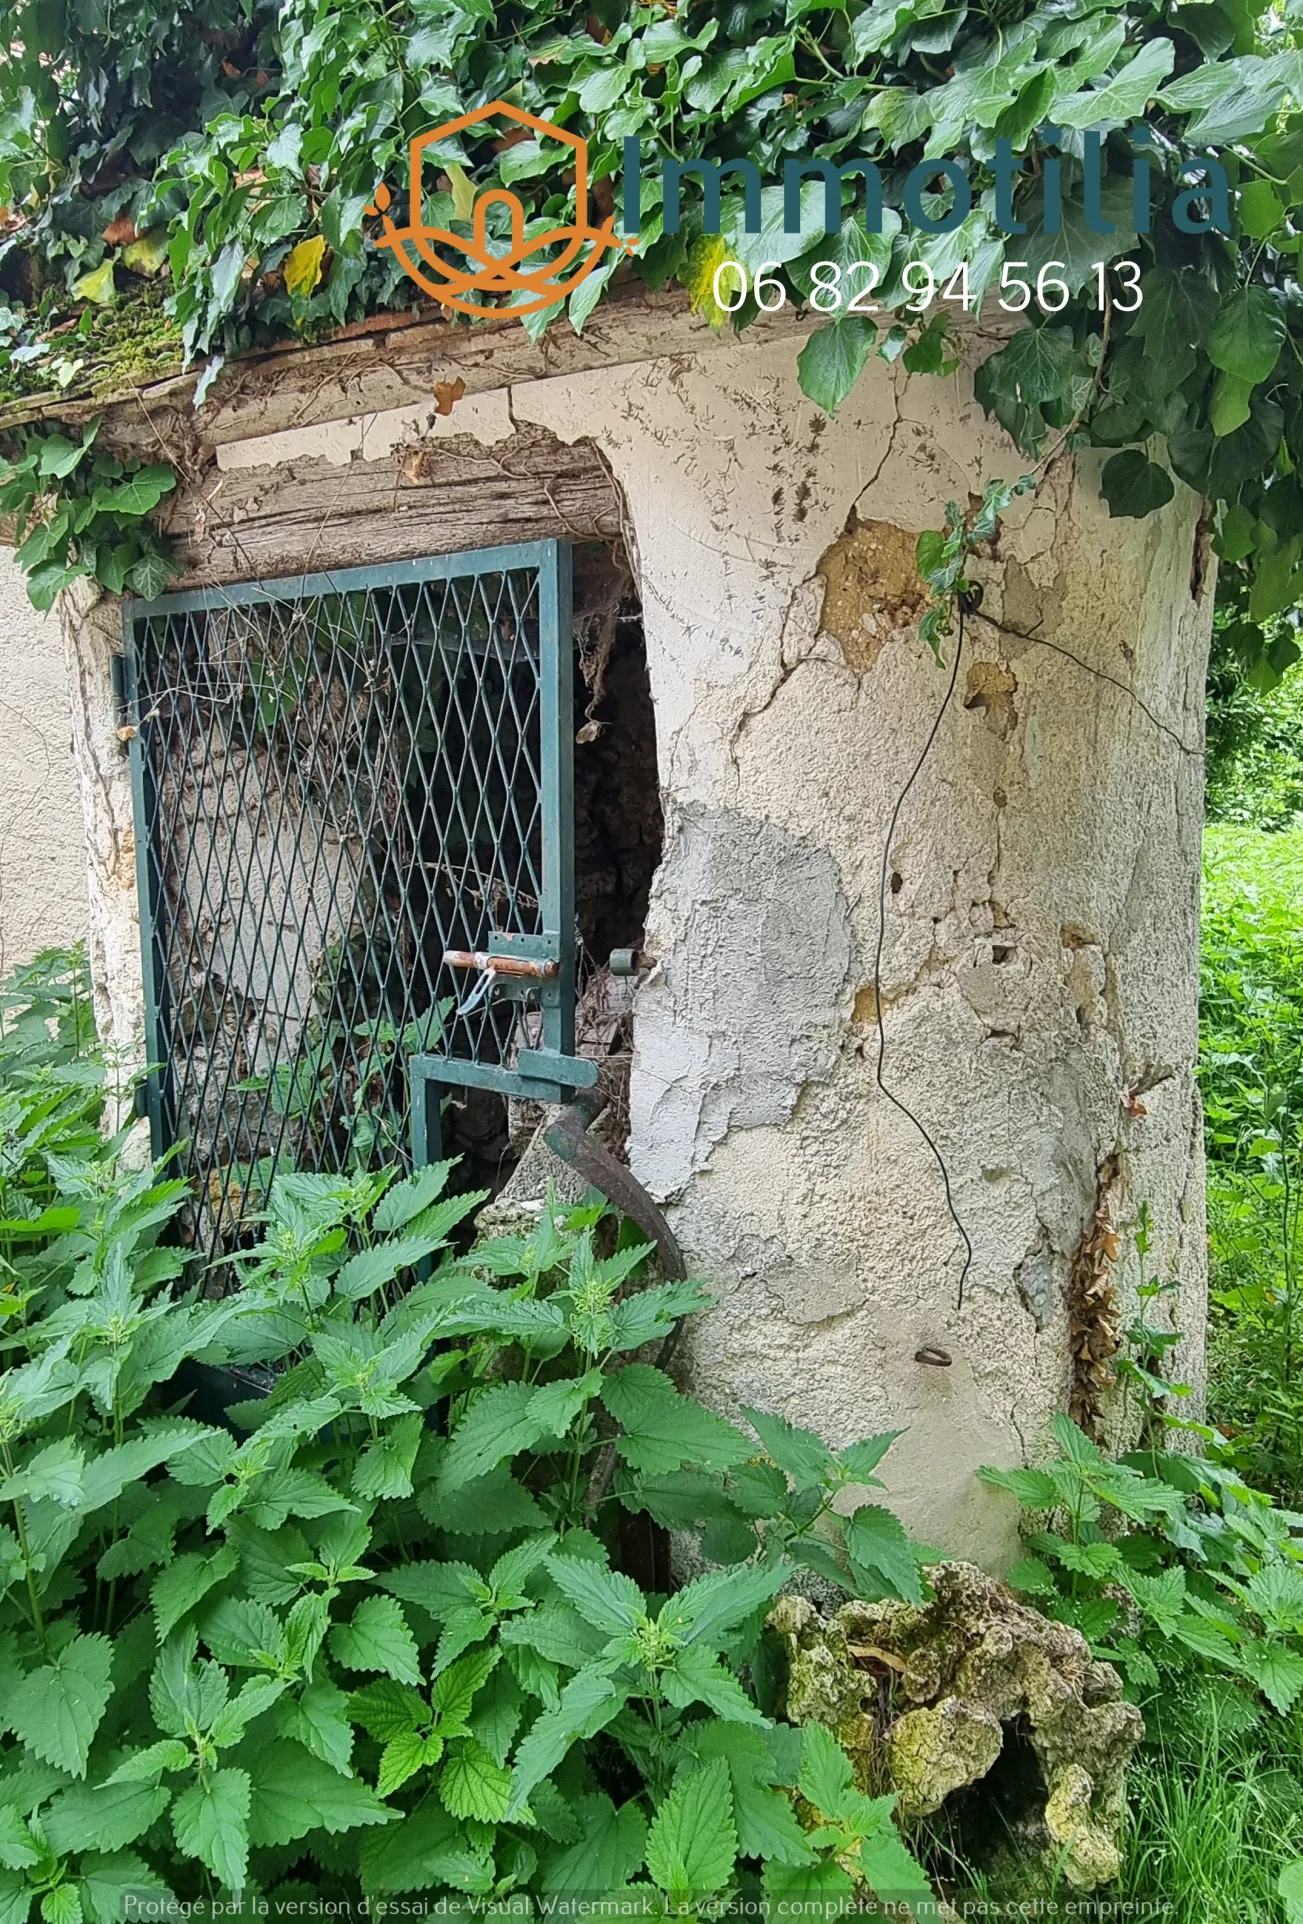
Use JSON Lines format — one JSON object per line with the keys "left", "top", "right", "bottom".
{"left": 459, "top": 541, "right": 664, "bottom": 1183}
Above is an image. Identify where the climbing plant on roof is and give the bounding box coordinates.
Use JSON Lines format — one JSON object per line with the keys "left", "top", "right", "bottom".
{"left": 0, "top": 0, "right": 1301, "bottom": 667}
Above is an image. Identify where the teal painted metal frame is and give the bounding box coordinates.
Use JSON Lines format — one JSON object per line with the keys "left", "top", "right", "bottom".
{"left": 123, "top": 539, "right": 576, "bottom": 1168}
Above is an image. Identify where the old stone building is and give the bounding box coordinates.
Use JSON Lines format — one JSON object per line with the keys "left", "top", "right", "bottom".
{"left": 36, "top": 291, "right": 1211, "bottom": 1561}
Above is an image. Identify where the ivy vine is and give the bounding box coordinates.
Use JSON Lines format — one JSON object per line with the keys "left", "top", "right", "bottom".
{"left": 0, "top": 0, "right": 1300, "bottom": 658}
{"left": 0, "top": 417, "right": 177, "bottom": 609}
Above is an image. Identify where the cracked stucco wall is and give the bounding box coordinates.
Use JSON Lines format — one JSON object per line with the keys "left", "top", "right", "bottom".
{"left": 65, "top": 327, "right": 1211, "bottom": 1566}
{"left": 0, "top": 552, "right": 86, "bottom": 971}
{"left": 511, "top": 336, "right": 1211, "bottom": 1564}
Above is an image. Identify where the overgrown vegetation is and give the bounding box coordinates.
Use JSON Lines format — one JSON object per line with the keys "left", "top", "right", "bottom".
{"left": 0, "top": 948, "right": 956, "bottom": 1920}
{"left": 1, "top": 2, "right": 1303, "bottom": 665}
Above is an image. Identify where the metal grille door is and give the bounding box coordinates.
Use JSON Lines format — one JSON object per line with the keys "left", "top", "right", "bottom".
{"left": 124, "top": 541, "right": 575, "bottom": 1251}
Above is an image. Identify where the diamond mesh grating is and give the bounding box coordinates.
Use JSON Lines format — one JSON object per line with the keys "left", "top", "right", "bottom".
{"left": 124, "top": 543, "right": 573, "bottom": 1254}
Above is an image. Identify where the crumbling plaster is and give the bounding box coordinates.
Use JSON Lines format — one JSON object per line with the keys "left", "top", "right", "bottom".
{"left": 509, "top": 336, "right": 1210, "bottom": 1563}
{"left": 62, "top": 323, "right": 1211, "bottom": 1564}
{"left": 0, "top": 552, "right": 86, "bottom": 971}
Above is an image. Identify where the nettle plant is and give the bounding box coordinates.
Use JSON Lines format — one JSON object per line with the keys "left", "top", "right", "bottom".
{"left": 0, "top": 1085, "right": 945, "bottom": 1922}
{"left": 981, "top": 1401, "right": 1303, "bottom": 1744}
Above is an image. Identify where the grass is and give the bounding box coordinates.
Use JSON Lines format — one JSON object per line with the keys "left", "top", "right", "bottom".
{"left": 1201, "top": 824, "right": 1303, "bottom": 1498}
{"left": 942, "top": 820, "right": 1303, "bottom": 1916}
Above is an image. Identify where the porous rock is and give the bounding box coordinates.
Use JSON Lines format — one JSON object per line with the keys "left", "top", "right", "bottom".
{"left": 769, "top": 1560, "right": 1143, "bottom": 1891}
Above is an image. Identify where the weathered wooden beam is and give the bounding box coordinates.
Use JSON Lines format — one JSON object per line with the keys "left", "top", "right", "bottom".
{"left": 164, "top": 423, "right": 622, "bottom": 587}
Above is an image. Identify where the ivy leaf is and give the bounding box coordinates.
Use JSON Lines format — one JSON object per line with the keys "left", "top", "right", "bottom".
{"left": 284, "top": 235, "right": 326, "bottom": 298}
{"left": 1056, "top": 37, "right": 1175, "bottom": 128}
{"left": 1100, "top": 451, "right": 1176, "bottom": 519}
{"left": 644, "top": 1757, "right": 737, "bottom": 1899}
{"left": 990, "top": 325, "right": 1079, "bottom": 407}
{"left": 796, "top": 317, "right": 878, "bottom": 414}
{"left": 172, "top": 1767, "right": 249, "bottom": 1891}
{"left": 73, "top": 261, "right": 117, "bottom": 306}
{"left": 330, "top": 1597, "right": 422, "bottom": 1686}
{"left": 1208, "top": 286, "right": 1285, "bottom": 386}
{"left": 8, "top": 1635, "right": 113, "bottom": 1779}
{"left": 91, "top": 467, "right": 176, "bottom": 518}
{"left": 1240, "top": 179, "right": 1284, "bottom": 239}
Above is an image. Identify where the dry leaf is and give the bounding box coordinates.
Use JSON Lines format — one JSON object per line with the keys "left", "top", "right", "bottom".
{"left": 433, "top": 376, "right": 466, "bottom": 416}
{"left": 101, "top": 216, "right": 138, "bottom": 246}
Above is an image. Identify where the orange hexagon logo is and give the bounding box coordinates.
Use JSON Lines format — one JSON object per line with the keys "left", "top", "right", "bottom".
{"left": 366, "top": 101, "right": 635, "bottom": 319}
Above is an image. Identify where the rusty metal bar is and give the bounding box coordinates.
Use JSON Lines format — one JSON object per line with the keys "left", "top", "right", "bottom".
{"left": 441, "top": 949, "right": 560, "bottom": 981}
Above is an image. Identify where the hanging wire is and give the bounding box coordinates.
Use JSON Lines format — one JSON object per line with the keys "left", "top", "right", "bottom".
{"left": 871, "top": 595, "right": 976, "bottom": 1312}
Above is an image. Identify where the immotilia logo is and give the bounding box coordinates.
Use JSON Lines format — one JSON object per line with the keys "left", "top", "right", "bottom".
{"left": 367, "top": 102, "right": 636, "bottom": 318}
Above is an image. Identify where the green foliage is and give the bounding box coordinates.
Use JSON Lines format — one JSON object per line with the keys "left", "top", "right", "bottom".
{"left": 0, "top": 949, "right": 941, "bottom": 1917}
{"left": 1200, "top": 824, "right": 1303, "bottom": 1499}
{"left": 2, "top": 3, "right": 1303, "bottom": 659}
{"left": 982, "top": 1399, "right": 1303, "bottom": 1733}
{"left": 0, "top": 417, "right": 177, "bottom": 609}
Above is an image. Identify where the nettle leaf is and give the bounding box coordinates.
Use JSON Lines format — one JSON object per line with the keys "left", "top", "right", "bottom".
{"left": 1100, "top": 451, "right": 1176, "bottom": 520}
{"left": 539, "top": 1792, "right": 647, "bottom": 1893}
{"left": 976, "top": 1464, "right": 1058, "bottom": 1508}
{"left": 507, "top": 1666, "right": 630, "bottom": 1815}
{"left": 798, "top": 1720, "right": 856, "bottom": 1819}
{"left": 660, "top": 1642, "right": 767, "bottom": 1726}
{"left": 9, "top": 1636, "right": 113, "bottom": 1778}
{"left": 359, "top": 1800, "right": 492, "bottom": 1895}
{"left": 658, "top": 1562, "right": 788, "bottom": 1648}
{"left": 1237, "top": 1641, "right": 1303, "bottom": 1715}
{"left": 276, "top": 1678, "right": 354, "bottom": 1776}
{"left": 353, "top": 1411, "right": 424, "bottom": 1501}
{"left": 0, "top": 1810, "right": 38, "bottom": 1873}
{"left": 44, "top": 1781, "right": 169, "bottom": 1858}
{"left": 437, "top": 1381, "right": 549, "bottom": 1491}
{"left": 330, "top": 1596, "right": 422, "bottom": 1685}
{"left": 546, "top": 1556, "right": 645, "bottom": 1637}
{"left": 152, "top": 1545, "right": 239, "bottom": 1642}
{"left": 441, "top": 1739, "right": 513, "bottom": 1822}
{"left": 80, "top": 1851, "right": 171, "bottom": 1924}
{"left": 743, "top": 1408, "right": 836, "bottom": 1487}
{"left": 172, "top": 1767, "right": 249, "bottom": 1891}
{"left": 245, "top": 1741, "right": 394, "bottom": 1845}
{"left": 602, "top": 1366, "right": 752, "bottom": 1474}
{"left": 645, "top": 1756, "right": 737, "bottom": 1899}
{"left": 347, "top": 1678, "right": 428, "bottom": 1742}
